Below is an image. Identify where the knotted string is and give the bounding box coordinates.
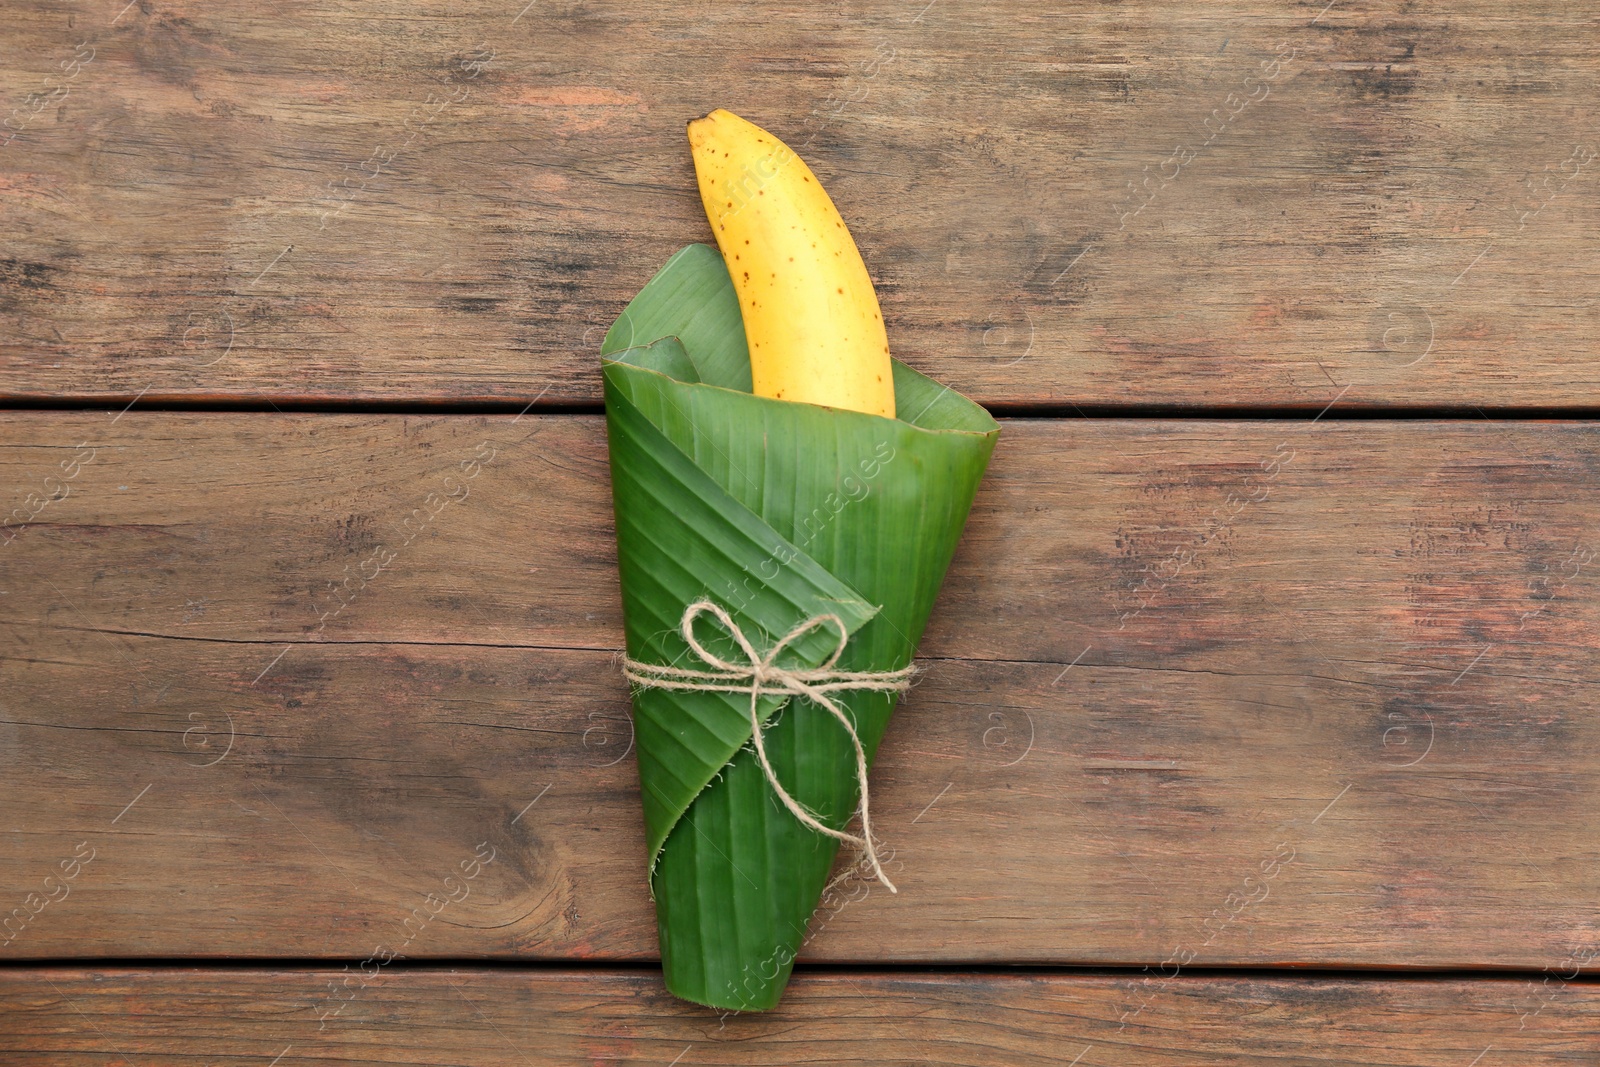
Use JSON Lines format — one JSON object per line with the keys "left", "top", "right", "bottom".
{"left": 622, "top": 600, "right": 913, "bottom": 892}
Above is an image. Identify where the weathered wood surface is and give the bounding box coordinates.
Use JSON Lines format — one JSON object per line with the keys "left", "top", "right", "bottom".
{"left": 3, "top": 968, "right": 1598, "bottom": 1065}
{"left": 5, "top": 1, "right": 1600, "bottom": 408}
{"left": 2, "top": 413, "right": 1598, "bottom": 968}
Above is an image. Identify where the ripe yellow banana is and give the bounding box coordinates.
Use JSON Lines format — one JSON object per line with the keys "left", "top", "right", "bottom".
{"left": 687, "top": 109, "right": 895, "bottom": 419}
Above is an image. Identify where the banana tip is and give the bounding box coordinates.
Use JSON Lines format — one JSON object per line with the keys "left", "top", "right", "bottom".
{"left": 687, "top": 110, "right": 718, "bottom": 146}
{"left": 688, "top": 108, "right": 739, "bottom": 128}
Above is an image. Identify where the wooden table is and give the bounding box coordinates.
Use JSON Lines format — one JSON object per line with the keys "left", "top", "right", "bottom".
{"left": 3, "top": 1, "right": 1598, "bottom": 1062}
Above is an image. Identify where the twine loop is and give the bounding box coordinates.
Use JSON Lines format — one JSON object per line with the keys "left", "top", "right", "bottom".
{"left": 622, "top": 600, "right": 913, "bottom": 892}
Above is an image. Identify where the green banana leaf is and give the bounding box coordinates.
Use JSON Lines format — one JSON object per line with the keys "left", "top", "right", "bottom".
{"left": 602, "top": 243, "right": 999, "bottom": 1011}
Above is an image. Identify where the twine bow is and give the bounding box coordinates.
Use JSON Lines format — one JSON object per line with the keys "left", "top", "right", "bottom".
{"left": 622, "top": 600, "right": 914, "bottom": 892}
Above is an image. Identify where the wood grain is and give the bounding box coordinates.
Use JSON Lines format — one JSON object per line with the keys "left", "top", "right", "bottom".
{"left": 2, "top": 412, "right": 1598, "bottom": 968}
{"left": 5, "top": 1, "right": 1600, "bottom": 407}
{"left": 3, "top": 967, "right": 1599, "bottom": 1065}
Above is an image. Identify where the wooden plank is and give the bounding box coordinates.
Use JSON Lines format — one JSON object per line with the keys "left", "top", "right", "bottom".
{"left": 2, "top": 413, "right": 1599, "bottom": 967}
{"left": 5, "top": 1, "right": 1600, "bottom": 407}
{"left": 2, "top": 967, "right": 1598, "bottom": 1065}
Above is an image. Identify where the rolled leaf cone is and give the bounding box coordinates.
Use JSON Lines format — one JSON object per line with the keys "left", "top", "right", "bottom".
{"left": 602, "top": 244, "right": 999, "bottom": 1011}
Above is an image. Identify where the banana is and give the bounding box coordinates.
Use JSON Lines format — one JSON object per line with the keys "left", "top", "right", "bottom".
{"left": 687, "top": 109, "right": 895, "bottom": 419}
